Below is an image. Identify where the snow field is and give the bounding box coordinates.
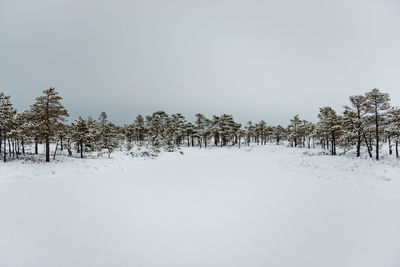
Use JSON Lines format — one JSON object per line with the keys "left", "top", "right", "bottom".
{"left": 1, "top": 144, "right": 400, "bottom": 267}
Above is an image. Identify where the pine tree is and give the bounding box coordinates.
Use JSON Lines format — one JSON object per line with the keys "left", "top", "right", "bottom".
{"left": 233, "top": 122, "right": 242, "bottom": 147}
{"left": 102, "top": 122, "right": 119, "bottom": 157}
{"left": 388, "top": 107, "right": 400, "bottom": 158}
{"left": 217, "top": 114, "right": 236, "bottom": 146}
{"left": 317, "top": 107, "right": 343, "bottom": 155}
{"left": 72, "top": 117, "right": 90, "bottom": 158}
{"left": 211, "top": 116, "right": 220, "bottom": 147}
{"left": 133, "top": 114, "right": 146, "bottom": 144}
{"left": 97, "top": 112, "right": 119, "bottom": 157}
{"left": 184, "top": 122, "right": 195, "bottom": 147}
{"left": 245, "top": 121, "right": 254, "bottom": 146}
{"left": 56, "top": 122, "right": 69, "bottom": 151}
{"left": 365, "top": 88, "right": 391, "bottom": 160}
{"left": 255, "top": 120, "right": 267, "bottom": 145}
{"left": 194, "top": 113, "right": 210, "bottom": 148}
{"left": 273, "top": 125, "right": 286, "bottom": 145}
{"left": 87, "top": 117, "right": 101, "bottom": 151}
{"left": 146, "top": 111, "right": 169, "bottom": 148}
{"left": 61, "top": 124, "right": 73, "bottom": 156}
{"left": 303, "top": 121, "right": 315, "bottom": 148}
{"left": 24, "top": 109, "right": 43, "bottom": 155}
{"left": 98, "top": 112, "right": 108, "bottom": 127}
{"left": 171, "top": 113, "right": 186, "bottom": 148}
{"left": 0, "top": 93, "right": 17, "bottom": 162}
{"left": 12, "top": 111, "right": 30, "bottom": 157}
{"left": 288, "top": 115, "right": 301, "bottom": 147}
{"left": 343, "top": 95, "right": 368, "bottom": 157}
{"left": 31, "top": 88, "right": 69, "bottom": 162}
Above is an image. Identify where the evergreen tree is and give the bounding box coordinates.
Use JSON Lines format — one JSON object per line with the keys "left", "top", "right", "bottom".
{"left": 273, "top": 125, "right": 286, "bottom": 145}
{"left": 388, "top": 107, "right": 400, "bottom": 158}
{"left": 288, "top": 115, "right": 301, "bottom": 147}
{"left": 317, "top": 107, "right": 343, "bottom": 155}
{"left": 194, "top": 113, "right": 212, "bottom": 148}
{"left": 364, "top": 88, "right": 391, "bottom": 160}
{"left": 98, "top": 112, "right": 119, "bottom": 158}
{"left": 255, "top": 120, "right": 267, "bottom": 145}
{"left": 245, "top": 121, "right": 254, "bottom": 146}
{"left": 146, "top": 111, "right": 169, "bottom": 148}
{"left": 124, "top": 123, "right": 135, "bottom": 150}
{"left": 171, "top": 113, "right": 186, "bottom": 148}
{"left": 72, "top": 117, "right": 90, "bottom": 158}
{"left": 343, "top": 95, "right": 368, "bottom": 157}
{"left": 25, "top": 109, "right": 43, "bottom": 155}
{"left": 133, "top": 114, "right": 146, "bottom": 144}
{"left": 194, "top": 113, "right": 207, "bottom": 148}
{"left": 85, "top": 117, "right": 101, "bottom": 152}
{"left": 62, "top": 124, "right": 74, "bottom": 156}
{"left": 13, "top": 111, "right": 31, "bottom": 157}
{"left": 0, "top": 93, "right": 17, "bottom": 162}
{"left": 104, "top": 122, "right": 119, "bottom": 157}
{"left": 211, "top": 116, "right": 220, "bottom": 147}
{"left": 31, "top": 88, "right": 69, "bottom": 162}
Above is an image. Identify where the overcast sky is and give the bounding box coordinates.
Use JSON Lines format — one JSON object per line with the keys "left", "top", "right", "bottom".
{"left": 1, "top": 0, "right": 400, "bottom": 125}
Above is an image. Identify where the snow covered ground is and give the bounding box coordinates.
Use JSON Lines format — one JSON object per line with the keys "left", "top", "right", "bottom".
{"left": 1, "top": 144, "right": 400, "bottom": 267}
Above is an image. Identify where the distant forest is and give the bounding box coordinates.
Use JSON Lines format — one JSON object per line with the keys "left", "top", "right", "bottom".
{"left": 1, "top": 88, "right": 399, "bottom": 162}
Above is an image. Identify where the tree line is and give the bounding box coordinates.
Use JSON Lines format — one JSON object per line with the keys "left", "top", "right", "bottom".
{"left": 0, "top": 87, "right": 399, "bottom": 163}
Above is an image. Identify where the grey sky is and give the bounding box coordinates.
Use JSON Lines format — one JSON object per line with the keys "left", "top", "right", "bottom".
{"left": 1, "top": 0, "right": 400, "bottom": 125}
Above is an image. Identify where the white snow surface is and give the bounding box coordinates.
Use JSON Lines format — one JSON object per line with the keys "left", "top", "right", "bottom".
{"left": 1, "top": 144, "right": 400, "bottom": 267}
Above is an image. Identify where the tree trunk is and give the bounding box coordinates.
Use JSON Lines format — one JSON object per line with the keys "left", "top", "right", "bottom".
{"left": 375, "top": 110, "right": 379, "bottom": 160}
{"left": 3, "top": 136, "right": 6, "bottom": 162}
{"left": 45, "top": 137, "right": 50, "bottom": 162}
{"left": 356, "top": 130, "right": 361, "bottom": 157}
{"left": 369, "top": 136, "right": 373, "bottom": 153}
{"left": 80, "top": 142, "right": 83, "bottom": 158}
{"left": 334, "top": 139, "right": 336, "bottom": 155}
{"left": 16, "top": 140, "right": 19, "bottom": 159}
{"left": 396, "top": 140, "right": 399, "bottom": 158}
{"left": 10, "top": 139, "right": 14, "bottom": 157}
{"left": 8, "top": 139, "right": 12, "bottom": 159}
{"left": 53, "top": 142, "right": 58, "bottom": 160}
{"left": 364, "top": 134, "right": 372, "bottom": 158}
{"left": 35, "top": 142, "right": 38, "bottom": 154}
